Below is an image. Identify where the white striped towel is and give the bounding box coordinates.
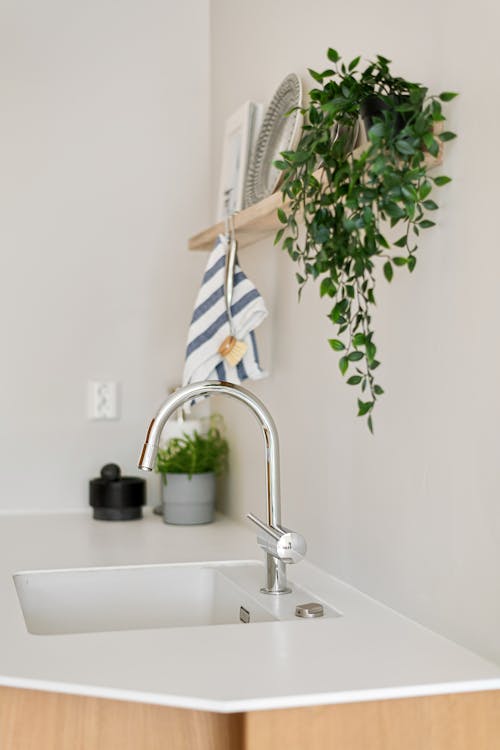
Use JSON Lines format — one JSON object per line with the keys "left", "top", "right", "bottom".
{"left": 182, "top": 235, "right": 268, "bottom": 386}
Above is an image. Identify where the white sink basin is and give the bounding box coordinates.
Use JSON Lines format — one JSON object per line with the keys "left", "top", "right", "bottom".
{"left": 14, "top": 560, "right": 340, "bottom": 636}
{"left": 13, "top": 562, "right": 276, "bottom": 635}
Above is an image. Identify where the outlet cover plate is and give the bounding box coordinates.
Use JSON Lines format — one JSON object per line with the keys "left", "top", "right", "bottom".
{"left": 88, "top": 381, "right": 119, "bottom": 420}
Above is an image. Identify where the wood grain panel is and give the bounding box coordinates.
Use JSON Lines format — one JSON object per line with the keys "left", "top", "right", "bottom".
{"left": 0, "top": 687, "right": 242, "bottom": 750}
{"left": 244, "top": 691, "right": 500, "bottom": 750}
{"left": 2, "top": 685, "right": 498, "bottom": 749}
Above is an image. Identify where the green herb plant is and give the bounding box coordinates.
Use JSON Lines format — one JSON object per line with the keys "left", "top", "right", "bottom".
{"left": 275, "top": 49, "right": 457, "bottom": 431}
{"left": 155, "top": 416, "right": 229, "bottom": 482}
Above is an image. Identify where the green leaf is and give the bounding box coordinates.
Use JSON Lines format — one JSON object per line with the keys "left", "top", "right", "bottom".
{"left": 385, "top": 203, "right": 405, "bottom": 220}
{"left": 439, "top": 91, "right": 458, "bottom": 102}
{"left": 274, "top": 228, "right": 284, "bottom": 245}
{"left": 422, "top": 199, "right": 438, "bottom": 210}
{"left": 277, "top": 207, "right": 287, "bottom": 224}
{"left": 383, "top": 261, "right": 393, "bottom": 282}
{"left": 347, "top": 375, "right": 362, "bottom": 385}
{"left": 273, "top": 160, "right": 289, "bottom": 170}
{"left": 327, "top": 48, "right": 340, "bottom": 62}
{"left": 309, "top": 107, "right": 321, "bottom": 125}
{"left": 352, "top": 333, "right": 366, "bottom": 346}
{"left": 439, "top": 131, "right": 457, "bottom": 142}
{"left": 434, "top": 175, "right": 452, "bottom": 186}
{"left": 408, "top": 255, "right": 417, "bottom": 272}
{"left": 377, "top": 233, "right": 390, "bottom": 249}
{"left": 368, "top": 122, "right": 385, "bottom": 140}
{"left": 395, "top": 139, "right": 416, "bottom": 155}
{"left": 357, "top": 399, "right": 374, "bottom": 416}
{"left": 290, "top": 151, "right": 311, "bottom": 164}
{"left": 366, "top": 342, "right": 377, "bottom": 361}
{"left": 348, "top": 55, "right": 361, "bottom": 71}
{"left": 348, "top": 351, "right": 364, "bottom": 362}
{"left": 414, "top": 114, "right": 428, "bottom": 136}
{"left": 419, "top": 181, "right": 432, "bottom": 200}
{"left": 431, "top": 99, "right": 443, "bottom": 120}
{"left": 423, "top": 132, "right": 439, "bottom": 156}
{"left": 367, "top": 415, "right": 374, "bottom": 434}
{"left": 308, "top": 68, "right": 324, "bottom": 84}
{"left": 374, "top": 385, "right": 385, "bottom": 395}
{"left": 394, "top": 235, "right": 408, "bottom": 248}
{"left": 339, "top": 356, "right": 349, "bottom": 375}
{"left": 320, "top": 277, "right": 335, "bottom": 298}
{"left": 419, "top": 219, "right": 436, "bottom": 229}
{"left": 329, "top": 339, "right": 345, "bottom": 351}
{"left": 393, "top": 256, "right": 408, "bottom": 266}
{"left": 401, "top": 185, "right": 418, "bottom": 201}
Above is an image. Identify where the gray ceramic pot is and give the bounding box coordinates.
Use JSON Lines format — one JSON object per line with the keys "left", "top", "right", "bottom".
{"left": 162, "top": 472, "right": 216, "bottom": 525}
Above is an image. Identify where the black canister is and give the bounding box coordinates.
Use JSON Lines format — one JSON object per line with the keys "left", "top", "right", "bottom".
{"left": 89, "top": 463, "right": 146, "bottom": 521}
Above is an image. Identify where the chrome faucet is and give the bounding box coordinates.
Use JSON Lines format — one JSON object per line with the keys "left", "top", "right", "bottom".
{"left": 138, "top": 380, "right": 306, "bottom": 594}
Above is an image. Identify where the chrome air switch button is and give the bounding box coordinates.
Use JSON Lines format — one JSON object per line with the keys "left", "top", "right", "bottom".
{"left": 295, "top": 602, "right": 324, "bottom": 619}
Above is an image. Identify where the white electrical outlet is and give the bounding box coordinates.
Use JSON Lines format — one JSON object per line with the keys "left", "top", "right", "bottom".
{"left": 88, "top": 381, "right": 119, "bottom": 420}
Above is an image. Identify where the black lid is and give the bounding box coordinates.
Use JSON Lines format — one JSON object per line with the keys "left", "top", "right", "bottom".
{"left": 89, "top": 464, "right": 146, "bottom": 521}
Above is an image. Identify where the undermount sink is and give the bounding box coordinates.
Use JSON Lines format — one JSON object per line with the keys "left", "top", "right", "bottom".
{"left": 13, "top": 561, "right": 283, "bottom": 636}
{"left": 14, "top": 561, "right": 339, "bottom": 636}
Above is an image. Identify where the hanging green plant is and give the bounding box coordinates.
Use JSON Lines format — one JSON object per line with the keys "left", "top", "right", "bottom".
{"left": 275, "top": 49, "right": 457, "bottom": 431}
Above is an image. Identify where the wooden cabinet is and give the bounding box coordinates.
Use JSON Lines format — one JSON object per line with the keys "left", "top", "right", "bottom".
{"left": 0, "top": 688, "right": 241, "bottom": 750}
{"left": 245, "top": 692, "right": 500, "bottom": 750}
{"left": 1, "top": 686, "right": 499, "bottom": 750}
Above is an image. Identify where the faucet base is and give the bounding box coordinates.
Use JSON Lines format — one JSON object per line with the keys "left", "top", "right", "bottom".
{"left": 260, "top": 585, "right": 292, "bottom": 595}
{"left": 261, "top": 554, "right": 292, "bottom": 595}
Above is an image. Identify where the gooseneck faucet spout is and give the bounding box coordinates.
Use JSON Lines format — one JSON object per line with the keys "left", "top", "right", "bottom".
{"left": 138, "top": 380, "right": 305, "bottom": 594}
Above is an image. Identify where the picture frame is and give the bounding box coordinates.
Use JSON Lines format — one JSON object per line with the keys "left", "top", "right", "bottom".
{"left": 216, "top": 101, "right": 262, "bottom": 221}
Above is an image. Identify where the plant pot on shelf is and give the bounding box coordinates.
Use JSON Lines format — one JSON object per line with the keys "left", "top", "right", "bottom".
{"left": 360, "top": 93, "right": 408, "bottom": 134}
{"left": 161, "top": 472, "right": 216, "bottom": 525}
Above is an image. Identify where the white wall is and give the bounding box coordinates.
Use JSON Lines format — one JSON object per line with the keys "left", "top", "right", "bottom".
{"left": 0, "top": 0, "right": 210, "bottom": 509}
{"left": 2, "top": 0, "right": 499, "bottom": 668}
{"left": 210, "top": 0, "right": 500, "bottom": 664}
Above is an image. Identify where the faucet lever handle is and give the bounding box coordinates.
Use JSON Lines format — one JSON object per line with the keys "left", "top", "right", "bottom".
{"left": 246, "top": 513, "right": 306, "bottom": 564}
{"left": 247, "top": 512, "right": 283, "bottom": 540}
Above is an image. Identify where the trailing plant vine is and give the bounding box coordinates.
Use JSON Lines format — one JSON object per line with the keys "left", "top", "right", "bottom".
{"left": 275, "top": 49, "right": 457, "bottom": 431}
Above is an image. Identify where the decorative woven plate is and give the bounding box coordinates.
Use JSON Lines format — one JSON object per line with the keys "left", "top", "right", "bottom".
{"left": 244, "top": 73, "right": 303, "bottom": 207}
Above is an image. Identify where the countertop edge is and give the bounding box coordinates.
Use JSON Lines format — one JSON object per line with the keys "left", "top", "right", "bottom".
{"left": 1, "top": 675, "right": 500, "bottom": 714}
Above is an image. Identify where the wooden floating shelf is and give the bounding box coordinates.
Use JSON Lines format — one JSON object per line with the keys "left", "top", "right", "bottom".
{"left": 189, "top": 186, "right": 288, "bottom": 252}
{"left": 189, "top": 141, "right": 443, "bottom": 252}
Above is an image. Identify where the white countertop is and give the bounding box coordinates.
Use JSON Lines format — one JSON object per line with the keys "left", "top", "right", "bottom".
{"left": 0, "top": 510, "right": 499, "bottom": 713}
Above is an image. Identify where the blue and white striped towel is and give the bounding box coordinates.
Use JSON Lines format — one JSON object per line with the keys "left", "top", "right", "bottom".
{"left": 182, "top": 235, "right": 268, "bottom": 385}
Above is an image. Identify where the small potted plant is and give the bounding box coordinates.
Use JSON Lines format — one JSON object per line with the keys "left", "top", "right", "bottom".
{"left": 155, "top": 416, "right": 228, "bottom": 525}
